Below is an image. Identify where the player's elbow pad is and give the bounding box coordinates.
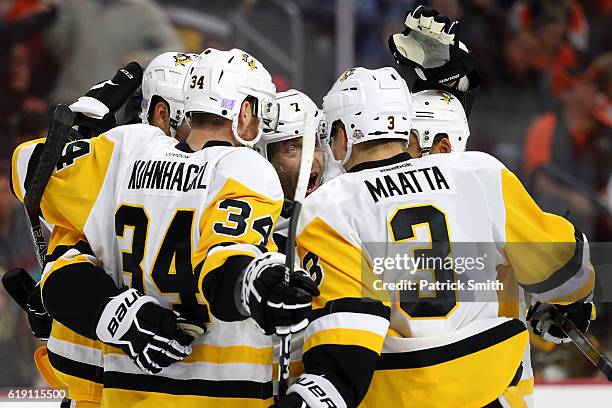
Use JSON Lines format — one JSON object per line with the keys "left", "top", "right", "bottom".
{"left": 287, "top": 374, "right": 348, "bottom": 408}
{"left": 42, "top": 262, "right": 123, "bottom": 339}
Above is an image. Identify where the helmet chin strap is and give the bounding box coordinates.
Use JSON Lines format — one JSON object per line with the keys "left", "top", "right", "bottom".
{"left": 340, "top": 138, "right": 354, "bottom": 167}
{"left": 231, "top": 116, "right": 263, "bottom": 148}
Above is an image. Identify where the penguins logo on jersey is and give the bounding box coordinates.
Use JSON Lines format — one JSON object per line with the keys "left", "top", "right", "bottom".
{"left": 174, "top": 53, "right": 193, "bottom": 67}
{"left": 241, "top": 53, "right": 257, "bottom": 71}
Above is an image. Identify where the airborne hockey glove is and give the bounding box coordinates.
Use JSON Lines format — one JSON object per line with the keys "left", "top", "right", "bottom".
{"left": 70, "top": 61, "right": 144, "bottom": 138}
{"left": 527, "top": 301, "right": 594, "bottom": 344}
{"left": 96, "top": 288, "right": 204, "bottom": 374}
{"left": 240, "top": 252, "right": 319, "bottom": 336}
{"left": 388, "top": 5, "right": 474, "bottom": 92}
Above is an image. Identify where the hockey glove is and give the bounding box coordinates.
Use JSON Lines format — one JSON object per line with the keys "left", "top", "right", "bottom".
{"left": 26, "top": 282, "right": 53, "bottom": 340}
{"left": 96, "top": 288, "right": 204, "bottom": 374}
{"left": 388, "top": 5, "right": 474, "bottom": 92}
{"left": 274, "top": 374, "right": 347, "bottom": 408}
{"left": 527, "top": 301, "right": 594, "bottom": 344}
{"left": 240, "top": 252, "right": 319, "bottom": 336}
{"left": 70, "top": 61, "right": 143, "bottom": 138}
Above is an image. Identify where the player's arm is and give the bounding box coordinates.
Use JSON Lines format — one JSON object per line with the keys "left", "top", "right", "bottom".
{"left": 277, "top": 214, "right": 391, "bottom": 408}
{"left": 40, "top": 226, "right": 201, "bottom": 374}
{"left": 500, "top": 168, "right": 595, "bottom": 343}
{"left": 195, "top": 150, "right": 317, "bottom": 335}
{"left": 11, "top": 134, "right": 114, "bottom": 232}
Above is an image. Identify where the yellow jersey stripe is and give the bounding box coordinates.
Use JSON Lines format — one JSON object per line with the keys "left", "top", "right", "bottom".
{"left": 304, "top": 328, "right": 385, "bottom": 354}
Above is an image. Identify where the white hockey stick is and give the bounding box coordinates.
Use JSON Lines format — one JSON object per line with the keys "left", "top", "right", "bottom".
{"left": 278, "top": 111, "right": 317, "bottom": 397}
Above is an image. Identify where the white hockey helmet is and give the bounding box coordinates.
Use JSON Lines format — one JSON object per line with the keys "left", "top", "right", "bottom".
{"left": 255, "top": 89, "right": 325, "bottom": 160}
{"left": 323, "top": 66, "right": 412, "bottom": 165}
{"left": 411, "top": 90, "right": 470, "bottom": 155}
{"left": 140, "top": 52, "right": 200, "bottom": 135}
{"left": 183, "top": 48, "right": 279, "bottom": 147}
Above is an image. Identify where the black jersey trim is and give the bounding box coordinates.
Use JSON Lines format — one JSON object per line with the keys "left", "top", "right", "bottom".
{"left": 309, "top": 297, "right": 391, "bottom": 322}
{"left": 46, "top": 240, "right": 94, "bottom": 264}
{"left": 48, "top": 350, "right": 103, "bottom": 384}
{"left": 376, "top": 319, "right": 526, "bottom": 370}
{"left": 520, "top": 231, "right": 585, "bottom": 294}
{"left": 348, "top": 152, "right": 411, "bottom": 173}
{"left": 104, "top": 371, "right": 273, "bottom": 399}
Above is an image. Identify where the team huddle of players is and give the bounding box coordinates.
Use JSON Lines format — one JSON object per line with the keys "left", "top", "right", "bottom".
{"left": 10, "top": 6, "right": 596, "bottom": 408}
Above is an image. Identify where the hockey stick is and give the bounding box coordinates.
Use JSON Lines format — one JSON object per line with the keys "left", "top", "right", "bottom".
{"left": 24, "top": 104, "right": 74, "bottom": 267}
{"left": 278, "top": 111, "right": 317, "bottom": 397}
{"left": 549, "top": 306, "right": 612, "bottom": 381}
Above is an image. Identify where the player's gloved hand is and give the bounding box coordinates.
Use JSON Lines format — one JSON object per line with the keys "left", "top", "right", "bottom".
{"left": 527, "top": 301, "right": 595, "bottom": 344}
{"left": 388, "top": 5, "right": 474, "bottom": 91}
{"left": 70, "top": 61, "right": 143, "bottom": 138}
{"left": 273, "top": 374, "right": 348, "bottom": 408}
{"left": 272, "top": 392, "right": 309, "bottom": 407}
{"left": 26, "top": 282, "right": 53, "bottom": 340}
{"left": 96, "top": 288, "right": 205, "bottom": 374}
{"left": 240, "top": 252, "right": 320, "bottom": 336}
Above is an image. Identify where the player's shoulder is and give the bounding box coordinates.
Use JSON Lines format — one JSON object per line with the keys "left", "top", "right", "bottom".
{"left": 300, "top": 172, "right": 359, "bottom": 227}
{"left": 214, "top": 146, "right": 283, "bottom": 200}
{"left": 216, "top": 146, "right": 277, "bottom": 175}
{"left": 101, "top": 123, "right": 167, "bottom": 143}
{"left": 303, "top": 172, "right": 353, "bottom": 207}
{"left": 421, "top": 151, "right": 506, "bottom": 172}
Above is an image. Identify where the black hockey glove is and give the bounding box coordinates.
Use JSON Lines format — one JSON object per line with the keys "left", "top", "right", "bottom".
{"left": 273, "top": 374, "right": 348, "bottom": 408}
{"left": 26, "top": 282, "right": 53, "bottom": 340}
{"left": 240, "top": 252, "right": 319, "bottom": 336}
{"left": 96, "top": 288, "right": 205, "bottom": 374}
{"left": 388, "top": 5, "right": 474, "bottom": 92}
{"left": 273, "top": 392, "right": 309, "bottom": 408}
{"left": 1, "top": 268, "right": 52, "bottom": 340}
{"left": 70, "top": 62, "right": 143, "bottom": 138}
{"left": 527, "top": 301, "right": 594, "bottom": 344}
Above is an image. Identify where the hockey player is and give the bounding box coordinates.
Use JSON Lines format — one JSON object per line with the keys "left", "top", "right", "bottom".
{"left": 139, "top": 51, "right": 200, "bottom": 141}
{"left": 16, "top": 61, "right": 144, "bottom": 408}
{"left": 255, "top": 89, "right": 326, "bottom": 250}
{"left": 16, "top": 52, "right": 201, "bottom": 408}
{"left": 13, "top": 48, "right": 318, "bottom": 407}
{"left": 274, "top": 65, "right": 595, "bottom": 408}
{"left": 404, "top": 89, "right": 542, "bottom": 406}
{"left": 255, "top": 90, "right": 328, "bottom": 387}
{"left": 406, "top": 89, "right": 470, "bottom": 158}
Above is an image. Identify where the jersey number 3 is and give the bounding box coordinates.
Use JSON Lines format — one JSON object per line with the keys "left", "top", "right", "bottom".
{"left": 389, "top": 204, "right": 458, "bottom": 319}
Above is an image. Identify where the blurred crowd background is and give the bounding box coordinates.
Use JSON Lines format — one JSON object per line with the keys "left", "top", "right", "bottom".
{"left": 0, "top": 0, "right": 611, "bottom": 388}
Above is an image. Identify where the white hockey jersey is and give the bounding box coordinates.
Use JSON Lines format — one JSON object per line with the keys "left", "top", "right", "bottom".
{"left": 12, "top": 124, "right": 284, "bottom": 408}
{"left": 295, "top": 151, "right": 594, "bottom": 408}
